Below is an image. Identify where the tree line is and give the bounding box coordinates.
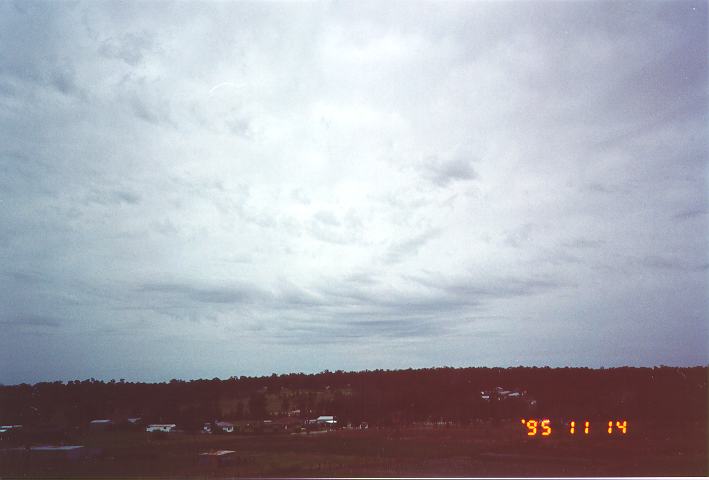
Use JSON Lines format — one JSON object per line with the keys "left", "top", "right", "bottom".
{"left": 0, "top": 366, "right": 706, "bottom": 430}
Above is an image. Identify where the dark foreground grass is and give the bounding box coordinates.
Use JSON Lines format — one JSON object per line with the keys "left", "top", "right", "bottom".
{"left": 1, "top": 419, "right": 706, "bottom": 477}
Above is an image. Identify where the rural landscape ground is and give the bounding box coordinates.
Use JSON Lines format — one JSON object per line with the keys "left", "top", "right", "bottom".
{"left": 1, "top": 366, "right": 707, "bottom": 477}
{"left": 1, "top": 420, "right": 706, "bottom": 477}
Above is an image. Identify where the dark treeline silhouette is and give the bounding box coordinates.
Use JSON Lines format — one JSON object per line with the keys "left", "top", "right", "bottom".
{"left": 1, "top": 366, "right": 706, "bottom": 430}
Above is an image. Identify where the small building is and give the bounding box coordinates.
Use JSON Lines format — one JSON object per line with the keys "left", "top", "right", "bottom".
{"left": 89, "top": 419, "right": 113, "bottom": 431}
{"left": 198, "top": 449, "right": 237, "bottom": 468}
{"left": 146, "top": 424, "right": 177, "bottom": 433}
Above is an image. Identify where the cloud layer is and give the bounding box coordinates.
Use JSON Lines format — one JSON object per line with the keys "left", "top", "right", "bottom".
{"left": 0, "top": 0, "right": 706, "bottom": 383}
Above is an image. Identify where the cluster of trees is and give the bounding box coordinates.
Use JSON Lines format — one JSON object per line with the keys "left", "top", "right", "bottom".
{"left": 0, "top": 366, "right": 705, "bottom": 430}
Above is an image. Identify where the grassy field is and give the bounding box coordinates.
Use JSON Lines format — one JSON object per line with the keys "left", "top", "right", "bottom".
{"left": 1, "top": 419, "right": 706, "bottom": 477}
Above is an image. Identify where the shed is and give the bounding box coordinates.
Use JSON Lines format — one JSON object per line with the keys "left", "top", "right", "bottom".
{"left": 146, "top": 424, "right": 177, "bottom": 433}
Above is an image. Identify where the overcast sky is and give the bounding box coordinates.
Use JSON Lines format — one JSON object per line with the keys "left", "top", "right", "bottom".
{"left": 0, "top": 0, "right": 706, "bottom": 384}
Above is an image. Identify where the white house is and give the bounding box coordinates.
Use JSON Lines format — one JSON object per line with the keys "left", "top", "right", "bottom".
{"left": 0, "top": 425, "right": 22, "bottom": 433}
{"left": 316, "top": 415, "right": 337, "bottom": 425}
{"left": 146, "top": 424, "right": 177, "bottom": 433}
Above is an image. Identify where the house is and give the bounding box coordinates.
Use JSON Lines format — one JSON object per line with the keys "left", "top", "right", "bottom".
{"left": 89, "top": 419, "right": 113, "bottom": 431}
{"left": 316, "top": 415, "right": 336, "bottom": 425}
{"left": 306, "top": 415, "right": 337, "bottom": 430}
{"left": 198, "top": 450, "right": 237, "bottom": 468}
{"left": 480, "top": 387, "right": 526, "bottom": 400}
{"left": 214, "top": 421, "right": 234, "bottom": 433}
{"left": 146, "top": 424, "right": 177, "bottom": 433}
{"left": 0, "top": 425, "right": 22, "bottom": 443}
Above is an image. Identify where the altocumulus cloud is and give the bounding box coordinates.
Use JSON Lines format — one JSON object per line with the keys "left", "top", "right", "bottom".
{"left": 0, "top": 0, "right": 706, "bottom": 384}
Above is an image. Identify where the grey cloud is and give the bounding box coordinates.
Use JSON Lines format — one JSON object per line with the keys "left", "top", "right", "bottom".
{"left": 273, "top": 318, "right": 449, "bottom": 345}
{"left": 310, "top": 274, "right": 484, "bottom": 319}
{"left": 130, "top": 95, "right": 174, "bottom": 126}
{"left": 140, "top": 282, "right": 267, "bottom": 305}
{"left": 422, "top": 152, "right": 477, "bottom": 187}
{"left": 562, "top": 239, "right": 605, "bottom": 249}
{"left": 98, "top": 32, "right": 155, "bottom": 66}
{"left": 504, "top": 223, "right": 536, "bottom": 248}
{"left": 406, "top": 273, "right": 563, "bottom": 300}
{"left": 343, "top": 319, "right": 443, "bottom": 338}
{"left": 313, "top": 210, "right": 340, "bottom": 227}
{"left": 635, "top": 255, "right": 703, "bottom": 273}
{"left": 308, "top": 212, "right": 361, "bottom": 245}
{"left": 384, "top": 228, "right": 440, "bottom": 264}
{"left": 291, "top": 188, "right": 311, "bottom": 205}
{"left": 0, "top": 314, "right": 62, "bottom": 328}
{"left": 344, "top": 272, "right": 376, "bottom": 286}
{"left": 601, "top": 28, "right": 707, "bottom": 127}
{"left": 277, "top": 287, "right": 325, "bottom": 309}
{"left": 226, "top": 116, "right": 253, "bottom": 138}
{"left": 673, "top": 207, "right": 707, "bottom": 221}
{"left": 86, "top": 189, "right": 141, "bottom": 206}
{"left": 48, "top": 64, "right": 79, "bottom": 95}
